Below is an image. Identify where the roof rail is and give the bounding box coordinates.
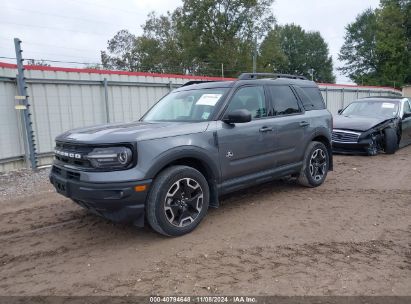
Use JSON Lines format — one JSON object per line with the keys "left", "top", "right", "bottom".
{"left": 182, "top": 80, "right": 216, "bottom": 87}
{"left": 238, "top": 73, "right": 308, "bottom": 81}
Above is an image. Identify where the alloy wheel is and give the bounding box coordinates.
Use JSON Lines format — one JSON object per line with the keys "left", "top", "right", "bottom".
{"left": 164, "top": 178, "right": 204, "bottom": 227}
{"left": 309, "top": 148, "right": 327, "bottom": 181}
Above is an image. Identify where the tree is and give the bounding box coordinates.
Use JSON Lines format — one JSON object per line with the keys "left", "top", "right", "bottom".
{"left": 405, "top": 0, "right": 411, "bottom": 83}
{"left": 338, "top": 9, "right": 378, "bottom": 84}
{"left": 258, "top": 28, "right": 287, "bottom": 72}
{"left": 176, "top": 0, "right": 275, "bottom": 75}
{"left": 260, "top": 24, "right": 336, "bottom": 82}
{"left": 375, "top": 0, "right": 410, "bottom": 87}
{"left": 101, "top": 30, "right": 138, "bottom": 71}
{"left": 101, "top": 0, "right": 276, "bottom": 77}
{"left": 339, "top": 0, "right": 411, "bottom": 87}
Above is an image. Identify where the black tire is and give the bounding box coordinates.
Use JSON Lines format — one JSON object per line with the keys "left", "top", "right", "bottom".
{"left": 146, "top": 165, "right": 209, "bottom": 236}
{"left": 383, "top": 128, "right": 398, "bottom": 154}
{"left": 297, "top": 141, "right": 329, "bottom": 187}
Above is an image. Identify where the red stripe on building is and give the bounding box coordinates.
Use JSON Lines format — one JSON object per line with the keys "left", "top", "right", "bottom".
{"left": 0, "top": 61, "right": 234, "bottom": 81}
{"left": 0, "top": 61, "right": 400, "bottom": 91}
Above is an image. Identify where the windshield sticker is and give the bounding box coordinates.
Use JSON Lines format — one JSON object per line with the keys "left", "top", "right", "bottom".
{"left": 201, "top": 112, "right": 210, "bottom": 119}
{"left": 196, "top": 94, "right": 222, "bottom": 106}
{"left": 382, "top": 103, "right": 395, "bottom": 109}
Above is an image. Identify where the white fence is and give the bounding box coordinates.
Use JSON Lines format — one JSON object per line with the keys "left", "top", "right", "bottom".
{"left": 0, "top": 62, "right": 402, "bottom": 172}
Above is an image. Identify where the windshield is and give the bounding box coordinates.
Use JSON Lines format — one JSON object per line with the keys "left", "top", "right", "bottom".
{"left": 142, "top": 88, "right": 228, "bottom": 122}
{"left": 341, "top": 101, "right": 399, "bottom": 118}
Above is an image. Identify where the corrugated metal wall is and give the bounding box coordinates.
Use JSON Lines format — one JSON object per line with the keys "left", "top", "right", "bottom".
{"left": 0, "top": 63, "right": 402, "bottom": 172}
{"left": 319, "top": 84, "right": 400, "bottom": 115}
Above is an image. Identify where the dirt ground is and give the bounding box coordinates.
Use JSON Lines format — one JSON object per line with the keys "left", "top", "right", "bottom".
{"left": 0, "top": 146, "right": 410, "bottom": 296}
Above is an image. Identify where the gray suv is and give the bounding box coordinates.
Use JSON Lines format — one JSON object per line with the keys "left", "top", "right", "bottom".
{"left": 49, "top": 73, "right": 333, "bottom": 236}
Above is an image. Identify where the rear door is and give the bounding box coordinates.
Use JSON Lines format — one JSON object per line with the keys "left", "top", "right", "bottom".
{"left": 217, "top": 85, "right": 277, "bottom": 181}
{"left": 267, "top": 85, "right": 308, "bottom": 166}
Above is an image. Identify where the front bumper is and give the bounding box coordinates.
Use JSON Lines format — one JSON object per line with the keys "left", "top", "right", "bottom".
{"left": 332, "top": 138, "right": 373, "bottom": 155}
{"left": 49, "top": 165, "right": 152, "bottom": 226}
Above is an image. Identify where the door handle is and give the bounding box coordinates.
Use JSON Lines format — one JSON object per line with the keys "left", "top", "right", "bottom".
{"left": 259, "top": 126, "right": 273, "bottom": 132}
{"left": 299, "top": 121, "right": 310, "bottom": 127}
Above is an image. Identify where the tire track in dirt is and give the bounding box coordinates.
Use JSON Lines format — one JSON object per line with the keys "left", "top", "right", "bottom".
{"left": 73, "top": 240, "right": 411, "bottom": 295}
{"left": 0, "top": 147, "right": 410, "bottom": 296}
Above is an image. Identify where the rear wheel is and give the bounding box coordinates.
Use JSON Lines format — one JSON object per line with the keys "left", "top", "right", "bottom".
{"left": 298, "top": 141, "right": 329, "bottom": 187}
{"left": 383, "top": 128, "right": 398, "bottom": 154}
{"left": 146, "top": 165, "right": 209, "bottom": 236}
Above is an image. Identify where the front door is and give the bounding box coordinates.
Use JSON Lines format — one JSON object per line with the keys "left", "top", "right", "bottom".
{"left": 217, "top": 85, "right": 276, "bottom": 182}
{"left": 401, "top": 99, "right": 411, "bottom": 146}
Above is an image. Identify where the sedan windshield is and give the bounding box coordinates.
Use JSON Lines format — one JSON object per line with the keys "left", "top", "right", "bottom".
{"left": 342, "top": 101, "right": 399, "bottom": 118}
{"left": 142, "top": 88, "right": 228, "bottom": 122}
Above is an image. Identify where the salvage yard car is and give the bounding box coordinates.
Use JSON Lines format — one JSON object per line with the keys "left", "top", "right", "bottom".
{"left": 332, "top": 97, "right": 411, "bottom": 155}
{"left": 49, "top": 73, "right": 333, "bottom": 236}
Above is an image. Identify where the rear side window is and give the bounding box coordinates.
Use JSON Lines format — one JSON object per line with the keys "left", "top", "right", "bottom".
{"left": 268, "top": 86, "right": 301, "bottom": 116}
{"left": 295, "top": 86, "right": 326, "bottom": 110}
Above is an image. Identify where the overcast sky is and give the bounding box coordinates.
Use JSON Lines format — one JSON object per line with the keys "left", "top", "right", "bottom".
{"left": 0, "top": 0, "right": 380, "bottom": 83}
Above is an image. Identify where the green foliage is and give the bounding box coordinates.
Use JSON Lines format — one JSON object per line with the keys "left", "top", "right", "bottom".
{"left": 101, "top": 0, "right": 336, "bottom": 81}
{"left": 101, "top": 0, "right": 276, "bottom": 77}
{"left": 259, "top": 24, "right": 335, "bottom": 82}
{"left": 339, "top": 0, "right": 411, "bottom": 87}
{"left": 338, "top": 9, "right": 378, "bottom": 84}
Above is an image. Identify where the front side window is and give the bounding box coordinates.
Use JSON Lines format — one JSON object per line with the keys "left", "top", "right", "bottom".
{"left": 403, "top": 100, "right": 411, "bottom": 114}
{"left": 142, "top": 88, "right": 228, "bottom": 122}
{"left": 225, "top": 86, "right": 267, "bottom": 119}
{"left": 269, "top": 86, "right": 301, "bottom": 115}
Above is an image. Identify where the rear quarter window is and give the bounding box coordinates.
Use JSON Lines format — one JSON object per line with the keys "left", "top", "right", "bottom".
{"left": 295, "top": 86, "right": 326, "bottom": 111}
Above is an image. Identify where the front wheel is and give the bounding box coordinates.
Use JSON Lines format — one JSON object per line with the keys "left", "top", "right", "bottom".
{"left": 146, "top": 165, "right": 209, "bottom": 236}
{"left": 383, "top": 128, "right": 398, "bottom": 154}
{"left": 298, "top": 141, "right": 329, "bottom": 187}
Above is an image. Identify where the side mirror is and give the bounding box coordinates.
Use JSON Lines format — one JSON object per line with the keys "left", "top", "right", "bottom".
{"left": 337, "top": 109, "right": 343, "bottom": 115}
{"left": 223, "top": 109, "right": 252, "bottom": 124}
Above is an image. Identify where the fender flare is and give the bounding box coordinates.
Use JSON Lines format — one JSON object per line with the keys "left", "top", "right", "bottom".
{"left": 146, "top": 146, "right": 220, "bottom": 182}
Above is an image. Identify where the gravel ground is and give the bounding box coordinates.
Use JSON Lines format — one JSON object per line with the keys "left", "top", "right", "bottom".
{"left": 0, "top": 147, "right": 410, "bottom": 296}
{"left": 0, "top": 167, "right": 51, "bottom": 199}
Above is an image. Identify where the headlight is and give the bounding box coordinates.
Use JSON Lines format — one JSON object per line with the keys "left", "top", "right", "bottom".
{"left": 87, "top": 146, "right": 133, "bottom": 169}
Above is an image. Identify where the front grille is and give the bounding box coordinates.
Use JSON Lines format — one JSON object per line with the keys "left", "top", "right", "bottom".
{"left": 332, "top": 130, "right": 361, "bottom": 143}
{"left": 52, "top": 166, "right": 62, "bottom": 175}
{"left": 51, "top": 165, "right": 80, "bottom": 181}
{"left": 54, "top": 142, "right": 94, "bottom": 168}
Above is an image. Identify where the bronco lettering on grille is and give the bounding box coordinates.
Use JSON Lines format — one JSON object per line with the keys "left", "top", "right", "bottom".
{"left": 54, "top": 150, "right": 82, "bottom": 159}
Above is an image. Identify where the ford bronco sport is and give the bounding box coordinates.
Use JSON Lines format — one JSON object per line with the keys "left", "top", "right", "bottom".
{"left": 50, "top": 73, "right": 333, "bottom": 236}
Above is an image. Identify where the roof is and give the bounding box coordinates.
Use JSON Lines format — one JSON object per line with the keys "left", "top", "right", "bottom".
{"left": 175, "top": 81, "right": 235, "bottom": 91}
{"left": 175, "top": 76, "right": 317, "bottom": 91}
{"left": 356, "top": 96, "right": 408, "bottom": 102}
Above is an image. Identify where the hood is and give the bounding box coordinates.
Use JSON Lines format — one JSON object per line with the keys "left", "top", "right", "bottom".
{"left": 333, "top": 115, "right": 390, "bottom": 132}
{"left": 56, "top": 121, "right": 210, "bottom": 144}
